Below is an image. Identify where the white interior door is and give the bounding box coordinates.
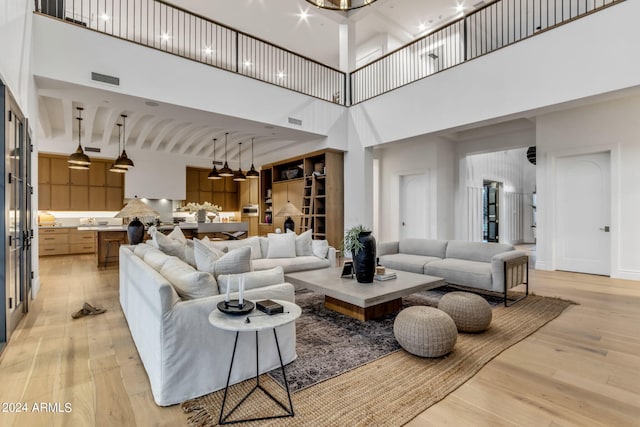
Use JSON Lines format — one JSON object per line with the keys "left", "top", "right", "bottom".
{"left": 400, "top": 173, "right": 428, "bottom": 239}
{"left": 556, "top": 152, "right": 610, "bottom": 275}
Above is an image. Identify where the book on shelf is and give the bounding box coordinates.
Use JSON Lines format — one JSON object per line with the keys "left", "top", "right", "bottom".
{"left": 374, "top": 272, "right": 397, "bottom": 281}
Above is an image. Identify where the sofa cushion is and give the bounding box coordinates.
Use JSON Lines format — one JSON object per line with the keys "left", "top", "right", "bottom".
{"left": 198, "top": 237, "right": 227, "bottom": 258}
{"left": 425, "top": 258, "right": 493, "bottom": 290}
{"left": 208, "top": 236, "right": 262, "bottom": 260}
{"left": 143, "top": 248, "right": 174, "bottom": 272}
{"left": 152, "top": 229, "right": 197, "bottom": 267}
{"left": 217, "top": 266, "right": 285, "bottom": 294}
{"left": 167, "top": 226, "right": 187, "bottom": 243}
{"left": 398, "top": 239, "right": 448, "bottom": 258}
{"left": 134, "top": 242, "right": 156, "bottom": 258}
{"left": 311, "top": 239, "right": 329, "bottom": 259}
{"left": 379, "top": 253, "right": 441, "bottom": 274}
{"left": 160, "top": 257, "right": 219, "bottom": 300}
{"left": 287, "top": 229, "right": 313, "bottom": 256}
{"left": 253, "top": 256, "right": 330, "bottom": 273}
{"left": 194, "top": 243, "right": 252, "bottom": 277}
{"left": 267, "top": 232, "right": 297, "bottom": 258}
{"left": 445, "top": 241, "right": 514, "bottom": 263}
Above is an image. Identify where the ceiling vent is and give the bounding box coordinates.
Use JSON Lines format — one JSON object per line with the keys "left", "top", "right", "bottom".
{"left": 288, "top": 117, "right": 302, "bottom": 126}
{"left": 84, "top": 146, "right": 101, "bottom": 153}
{"left": 91, "top": 72, "right": 120, "bottom": 86}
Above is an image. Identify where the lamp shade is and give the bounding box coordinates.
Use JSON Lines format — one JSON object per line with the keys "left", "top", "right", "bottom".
{"left": 275, "top": 202, "right": 303, "bottom": 218}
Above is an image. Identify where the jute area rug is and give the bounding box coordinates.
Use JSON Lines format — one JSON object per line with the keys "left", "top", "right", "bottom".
{"left": 182, "top": 294, "right": 573, "bottom": 427}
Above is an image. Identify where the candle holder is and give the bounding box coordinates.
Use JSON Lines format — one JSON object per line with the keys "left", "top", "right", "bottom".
{"left": 217, "top": 299, "right": 255, "bottom": 315}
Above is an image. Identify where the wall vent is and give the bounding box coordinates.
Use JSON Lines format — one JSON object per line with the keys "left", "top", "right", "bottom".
{"left": 84, "top": 146, "right": 101, "bottom": 153}
{"left": 91, "top": 72, "right": 120, "bottom": 86}
{"left": 288, "top": 117, "right": 302, "bottom": 126}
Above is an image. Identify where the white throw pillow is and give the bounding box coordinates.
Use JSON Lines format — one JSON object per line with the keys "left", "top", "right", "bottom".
{"left": 143, "top": 249, "right": 174, "bottom": 272}
{"left": 207, "top": 236, "right": 262, "bottom": 260}
{"left": 197, "top": 237, "right": 227, "bottom": 258}
{"left": 288, "top": 229, "right": 313, "bottom": 256}
{"left": 160, "top": 258, "right": 219, "bottom": 300}
{"left": 194, "top": 242, "right": 252, "bottom": 278}
{"left": 167, "top": 226, "right": 187, "bottom": 243}
{"left": 154, "top": 230, "right": 189, "bottom": 261}
{"left": 312, "top": 239, "right": 329, "bottom": 259}
{"left": 217, "top": 266, "right": 285, "bottom": 294}
{"left": 133, "top": 242, "right": 156, "bottom": 258}
{"left": 267, "top": 232, "right": 296, "bottom": 259}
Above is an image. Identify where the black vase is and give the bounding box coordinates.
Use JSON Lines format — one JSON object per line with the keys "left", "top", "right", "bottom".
{"left": 127, "top": 217, "right": 145, "bottom": 245}
{"left": 352, "top": 231, "right": 376, "bottom": 283}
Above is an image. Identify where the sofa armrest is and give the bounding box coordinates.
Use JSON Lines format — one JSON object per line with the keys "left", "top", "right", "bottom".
{"left": 377, "top": 241, "right": 399, "bottom": 257}
{"left": 491, "top": 250, "right": 528, "bottom": 292}
{"left": 327, "top": 246, "right": 337, "bottom": 268}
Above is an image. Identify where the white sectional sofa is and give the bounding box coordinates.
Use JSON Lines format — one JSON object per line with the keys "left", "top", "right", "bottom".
{"left": 378, "top": 239, "right": 528, "bottom": 303}
{"left": 118, "top": 244, "right": 297, "bottom": 406}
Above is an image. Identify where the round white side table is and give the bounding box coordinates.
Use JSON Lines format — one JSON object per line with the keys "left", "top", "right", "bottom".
{"left": 209, "top": 299, "right": 301, "bottom": 425}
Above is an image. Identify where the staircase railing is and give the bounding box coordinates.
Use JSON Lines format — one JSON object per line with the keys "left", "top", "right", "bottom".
{"left": 34, "top": 0, "right": 346, "bottom": 105}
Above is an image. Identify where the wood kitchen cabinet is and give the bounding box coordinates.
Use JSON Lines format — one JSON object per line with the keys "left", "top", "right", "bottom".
{"left": 39, "top": 227, "right": 96, "bottom": 256}
{"left": 38, "top": 154, "right": 124, "bottom": 211}
{"left": 185, "top": 167, "right": 239, "bottom": 211}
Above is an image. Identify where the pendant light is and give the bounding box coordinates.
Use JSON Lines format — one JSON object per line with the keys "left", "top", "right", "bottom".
{"left": 208, "top": 138, "right": 222, "bottom": 180}
{"left": 233, "top": 141, "right": 246, "bottom": 182}
{"left": 114, "top": 114, "right": 134, "bottom": 169}
{"left": 68, "top": 107, "right": 91, "bottom": 170}
{"left": 219, "top": 132, "right": 234, "bottom": 177}
{"left": 109, "top": 123, "right": 127, "bottom": 173}
{"left": 246, "top": 137, "right": 260, "bottom": 179}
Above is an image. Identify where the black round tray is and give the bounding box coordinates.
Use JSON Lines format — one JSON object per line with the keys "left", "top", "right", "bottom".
{"left": 217, "top": 300, "right": 255, "bottom": 315}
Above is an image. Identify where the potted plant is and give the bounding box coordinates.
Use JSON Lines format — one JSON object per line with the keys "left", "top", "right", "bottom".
{"left": 341, "top": 225, "right": 376, "bottom": 283}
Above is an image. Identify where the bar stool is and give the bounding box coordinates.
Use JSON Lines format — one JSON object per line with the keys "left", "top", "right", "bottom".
{"left": 103, "top": 238, "right": 124, "bottom": 268}
{"left": 221, "top": 231, "right": 246, "bottom": 240}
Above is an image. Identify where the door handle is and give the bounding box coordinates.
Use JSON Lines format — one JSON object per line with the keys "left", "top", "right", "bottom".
{"left": 402, "top": 222, "right": 405, "bottom": 226}
{"left": 599, "top": 226, "right": 610, "bottom": 232}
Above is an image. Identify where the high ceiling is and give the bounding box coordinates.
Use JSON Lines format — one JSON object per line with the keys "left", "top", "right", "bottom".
{"left": 36, "top": 0, "right": 481, "bottom": 165}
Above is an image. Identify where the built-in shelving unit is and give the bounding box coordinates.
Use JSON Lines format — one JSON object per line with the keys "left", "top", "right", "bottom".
{"left": 259, "top": 149, "right": 343, "bottom": 247}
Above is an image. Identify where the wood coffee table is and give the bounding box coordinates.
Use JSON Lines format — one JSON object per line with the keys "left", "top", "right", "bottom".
{"left": 285, "top": 267, "right": 444, "bottom": 321}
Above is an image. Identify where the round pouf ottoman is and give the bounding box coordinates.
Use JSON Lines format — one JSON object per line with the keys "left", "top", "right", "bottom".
{"left": 393, "top": 306, "right": 457, "bottom": 357}
{"left": 438, "top": 291, "right": 492, "bottom": 333}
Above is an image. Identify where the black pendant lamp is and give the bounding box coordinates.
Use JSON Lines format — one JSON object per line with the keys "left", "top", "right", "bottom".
{"left": 233, "top": 141, "right": 247, "bottom": 182}
{"left": 208, "top": 138, "right": 222, "bottom": 180}
{"left": 114, "top": 114, "right": 134, "bottom": 170}
{"left": 219, "top": 132, "right": 234, "bottom": 177}
{"left": 110, "top": 123, "right": 127, "bottom": 173}
{"left": 246, "top": 137, "right": 259, "bottom": 179}
{"left": 526, "top": 146, "right": 536, "bottom": 165}
{"left": 68, "top": 107, "right": 91, "bottom": 170}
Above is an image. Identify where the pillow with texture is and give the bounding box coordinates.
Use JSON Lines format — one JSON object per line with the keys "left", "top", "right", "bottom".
{"left": 133, "top": 242, "right": 156, "bottom": 258}
{"left": 198, "top": 237, "right": 227, "bottom": 257}
{"left": 194, "top": 242, "right": 252, "bottom": 277}
{"left": 217, "top": 266, "right": 284, "bottom": 294}
{"left": 288, "top": 229, "right": 313, "bottom": 256}
{"left": 160, "top": 258, "right": 219, "bottom": 300}
{"left": 154, "top": 230, "right": 185, "bottom": 258}
{"left": 267, "top": 232, "right": 296, "bottom": 259}
{"left": 143, "top": 249, "right": 174, "bottom": 272}
{"left": 207, "top": 236, "right": 262, "bottom": 260}
{"left": 167, "top": 226, "right": 187, "bottom": 243}
{"left": 259, "top": 237, "right": 269, "bottom": 260}
{"left": 312, "top": 239, "right": 329, "bottom": 259}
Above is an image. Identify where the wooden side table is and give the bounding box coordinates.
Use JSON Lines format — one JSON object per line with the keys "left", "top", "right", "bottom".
{"left": 209, "top": 300, "right": 301, "bottom": 425}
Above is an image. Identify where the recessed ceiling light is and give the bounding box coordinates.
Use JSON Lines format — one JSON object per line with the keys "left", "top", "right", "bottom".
{"left": 297, "top": 9, "right": 310, "bottom": 21}
{"left": 418, "top": 22, "right": 427, "bottom": 32}
{"left": 456, "top": 4, "right": 464, "bottom": 12}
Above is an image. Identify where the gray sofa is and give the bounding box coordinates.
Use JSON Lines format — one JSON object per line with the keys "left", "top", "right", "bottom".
{"left": 377, "top": 239, "right": 528, "bottom": 303}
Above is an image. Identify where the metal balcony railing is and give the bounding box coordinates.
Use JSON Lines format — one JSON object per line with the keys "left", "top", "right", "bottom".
{"left": 35, "top": 0, "right": 623, "bottom": 107}
{"left": 34, "top": 0, "right": 346, "bottom": 105}
{"left": 350, "top": 0, "right": 624, "bottom": 104}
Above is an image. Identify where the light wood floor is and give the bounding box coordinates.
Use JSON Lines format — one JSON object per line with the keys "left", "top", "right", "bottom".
{"left": 1, "top": 255, "right": 639, "bottom": 426}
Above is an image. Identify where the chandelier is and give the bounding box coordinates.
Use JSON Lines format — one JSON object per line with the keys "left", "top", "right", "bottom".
{"left": 305, "top": 0, "right": 377, "bottom": 12}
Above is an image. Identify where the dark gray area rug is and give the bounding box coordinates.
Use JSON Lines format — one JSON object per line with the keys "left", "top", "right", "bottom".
{"left": 269, "top": 286, "right": 502, "bottom": 392}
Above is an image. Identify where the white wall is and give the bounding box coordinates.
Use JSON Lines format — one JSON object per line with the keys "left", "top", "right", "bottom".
{"left": 376, "top": 136, "right": 455, "bottom": 243}
{"left": 349, "top": 0, "right": 640, "bottom": 147}
{"left": 536, "top": 94, "right": 640, "bottom": 280}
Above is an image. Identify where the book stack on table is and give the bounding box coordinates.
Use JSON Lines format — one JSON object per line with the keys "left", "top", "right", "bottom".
{"left": 374, "top": 271, "right": 397, "bottom": 281}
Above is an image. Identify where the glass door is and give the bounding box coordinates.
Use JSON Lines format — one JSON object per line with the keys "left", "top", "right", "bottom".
{"left": 2, "top": 81, "right": 31, "bottom": 347}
